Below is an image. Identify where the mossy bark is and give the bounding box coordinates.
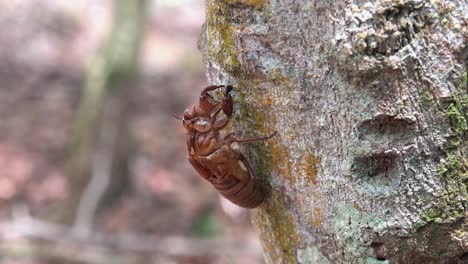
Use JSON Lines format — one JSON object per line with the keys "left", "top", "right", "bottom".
{"left": 200, "top": 0, "right": 467, "bottom": 263}
{"left": 55, "top": 0, "right": 147, "bottom": 224}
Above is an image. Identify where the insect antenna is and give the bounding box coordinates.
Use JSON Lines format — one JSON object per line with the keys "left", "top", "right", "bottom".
{"left": 172, "top": 114, "right": 183, "bottom": 120}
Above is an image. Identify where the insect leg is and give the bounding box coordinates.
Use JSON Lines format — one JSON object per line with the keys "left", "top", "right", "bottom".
{"left": 212, "top": 114, "right": 230, "bottom": 130}
{"left": 224, "top": 131, "right": 277, "bottom": 145}
{"left": 186, "top": 132, "right": 195, "bottom": 155}
{"left": 232, "top": 150, "right": 263, "bottom": 191}
{"left": 221, "top": 85, "right": 233, "bottom": 117}
{"left": 188, "top": 155, "right": 215, "bottom": 181}
{"left": 199, "top": 85, "right": 225, "bottom": 114}
{"left": 200, "top": 85, "right": 225, "bottom": 96}
{"left": 212, "top": 85, "right": 234, "bottom": 130}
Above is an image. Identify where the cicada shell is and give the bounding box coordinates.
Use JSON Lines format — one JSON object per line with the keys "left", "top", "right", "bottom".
{"left": 175, "top": 85, "right": 276, "bottom": 208}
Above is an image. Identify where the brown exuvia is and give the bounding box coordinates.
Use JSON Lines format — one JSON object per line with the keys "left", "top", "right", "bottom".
{"left": 175, "top": 85, "right": 276, "bottom": 208}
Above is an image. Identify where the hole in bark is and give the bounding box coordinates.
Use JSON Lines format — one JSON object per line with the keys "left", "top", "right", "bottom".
{"left": 460, "top": 252, "right": 468, "bottom": 262}
{"left": 358, "top": 114, "right": 415, "bottom": 141}
{"left": 458, "top": 46, "right": 468, "bottom": 65}
{"left": 351, "top": 151, "right": 398, "bottom": 179}
{"left": 371, "top": 242, "right": 387, "bottom": 261}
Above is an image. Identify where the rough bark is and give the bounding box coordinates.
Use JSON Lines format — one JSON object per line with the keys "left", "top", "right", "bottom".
{"left": 200, "top": 0, "right": 467, "bottom": 263}
{"left": 54, "top": 0, "right": 147, "bottom": 225}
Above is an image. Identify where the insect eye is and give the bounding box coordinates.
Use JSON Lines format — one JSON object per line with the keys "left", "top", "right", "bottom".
{"left": 194, "top": 119, "right": 211, "bottom": 132}
{"left": 183, "top": 113, "right": 194, "bottom": 120}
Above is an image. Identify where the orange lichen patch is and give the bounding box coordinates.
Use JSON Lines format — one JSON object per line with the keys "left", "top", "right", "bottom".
{"left": 299, "top": 153, "right": 319, "bottom": 185}
{"left": 259, "top": 92, "right": 273, "bottom": 108}
{"left": 252, "top": 191, "right": 299, "bottom": 263}
{"left": 252, "top": 107, "right": 268, "bottom": 132}
{"left": 353, "top": 201, "right": 360, "bottom": 211}
{"left": 312, "top": 208, "right": 322, "bottom": 227}
{"left": 310, "top": 189, "right": 321, "bottom": 201}
{"left": 268, "top": 138, "right": 294, "bottom": 185}
{"left": 244, "top": 0, "right": 266, "bottom": 8}
{"left": 224, "top": 0, "right": 266, "bottom": 9}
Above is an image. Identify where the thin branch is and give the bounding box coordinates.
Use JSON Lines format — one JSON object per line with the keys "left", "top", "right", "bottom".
{"left": 0, "top": 216, "right": 263, "bottom": 257}
{"left": 73, "top": 99, "right": 119, "bottom": 236}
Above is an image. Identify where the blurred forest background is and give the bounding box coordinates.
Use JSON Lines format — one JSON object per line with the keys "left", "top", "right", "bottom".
{"left": 0, "top": 0, "right": 264, "bottom": 263}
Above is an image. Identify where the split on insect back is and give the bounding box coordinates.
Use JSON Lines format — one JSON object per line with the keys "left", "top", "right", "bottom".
{"left": 174, "top": 84, "right": 276, "bottom": 208}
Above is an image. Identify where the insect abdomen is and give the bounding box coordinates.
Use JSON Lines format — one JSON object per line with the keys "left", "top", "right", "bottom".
{"left": 198, "top": 149, "right": 266, "bottom": 208}
{"left": 212, "top": 178, "right": 266, "bottom": 208}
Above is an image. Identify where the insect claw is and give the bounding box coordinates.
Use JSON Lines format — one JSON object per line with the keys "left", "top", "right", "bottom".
{"left": 225, "top": 85, "right": 233, "bottom": 95}
{"left": 268, "top": 131, "right": 278, "bottom": 139}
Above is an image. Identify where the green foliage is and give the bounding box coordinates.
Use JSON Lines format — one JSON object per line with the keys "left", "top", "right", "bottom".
{"left": 191, "top": 210, "right": 220, "bottom": 237}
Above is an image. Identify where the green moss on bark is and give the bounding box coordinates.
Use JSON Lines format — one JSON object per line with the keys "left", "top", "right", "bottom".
{"left": 252, "top": 192, "right": 299, "bottom": 264}
{"left": 423, "top": 153, "right": 468, "bottom": 223}
{"left": 424, "top": 72, "right": 468, "bottom": 223}
{"left": 222, "top": 0, "right": 266, "bottom": 9}
{"left": 419, "top": 91, "right": 433, "bottom": 109}
{"left": 206, "top": 1, "right": 242, "bottom": 75}
{"left": 445, "top": 98, "right": 467, "bottom": 149}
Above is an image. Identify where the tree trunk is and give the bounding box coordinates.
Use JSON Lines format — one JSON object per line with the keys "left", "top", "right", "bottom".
{"left": 200, "top": 0, "right": 467, "bottom": 263}
{"left": 54, "top": 0, "right": 147, "bottom": 226}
